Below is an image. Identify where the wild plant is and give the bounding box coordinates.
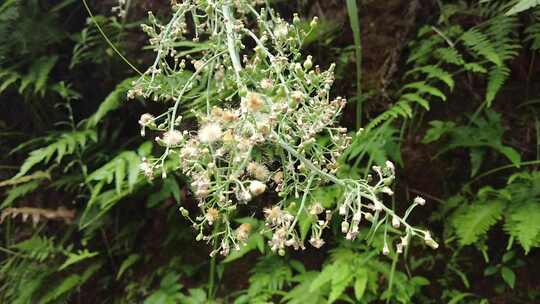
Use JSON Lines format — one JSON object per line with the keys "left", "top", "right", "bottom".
{"left": 131, "top": 0, "right": 437, "bottom": 257}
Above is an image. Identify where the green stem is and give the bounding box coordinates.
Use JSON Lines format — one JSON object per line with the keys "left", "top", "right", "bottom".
{"left": 463, "top": 160, "right": 540, "bottom": 189}
{"left": 222, "top": 4, "right": 242, "bottom": 83}
{"left": 386, "top": 252, "right": 399, "bottom": 304}
{"left": 208, "top": 236, "right": 218, "bottom": 299}
{"left": 346, "top": 0, "right": 363, "bottom": 129}
{"left": 81, "top": 0, "right": 143, "bottom": 76}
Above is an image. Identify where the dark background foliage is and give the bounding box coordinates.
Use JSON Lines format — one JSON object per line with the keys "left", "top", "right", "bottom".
{"left": 1, "top": 0, "right": 539, "bottom": 303}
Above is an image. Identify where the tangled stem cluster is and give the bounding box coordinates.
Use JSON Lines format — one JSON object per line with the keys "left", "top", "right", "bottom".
{"left": 130, "top": 0, "right": 437, "bottom": 257}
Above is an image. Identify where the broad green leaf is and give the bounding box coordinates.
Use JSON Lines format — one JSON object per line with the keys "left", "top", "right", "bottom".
{"left": 500, "top": 266, "right": 516, "bottom": 289}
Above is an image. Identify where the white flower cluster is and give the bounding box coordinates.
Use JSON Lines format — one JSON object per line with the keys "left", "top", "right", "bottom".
{"left": 132, "top": 0, "right": 437, "bottom": 257}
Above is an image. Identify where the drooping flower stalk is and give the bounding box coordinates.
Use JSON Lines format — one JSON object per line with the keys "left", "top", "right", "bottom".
{"left": 130, "top": 0, "right": 437, "bottom": 256}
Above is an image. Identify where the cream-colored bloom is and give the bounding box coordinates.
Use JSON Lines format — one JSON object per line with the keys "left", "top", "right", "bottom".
{"left": 414, "top": 196, "right": 426, "bottom": 206}
{"left": 392, "top": 215, "right": 400, "bottom": 228}
{"left": 249, "top": 180, "right": 266, "bottom": 196}
{"left": 138, "top": 113, "right": 155, "bottom": 126}
{"left": 260, "top": 78, "right": 274, "bottom": 90}
{"left": 382, "top": 243, "right": 390, "bottom": 255}
{"left": 264, "top": 206, "right": 282, "bottom": 225}
{"left": 309, "top": 202, "right": 324, "bottom": 215}
{"left": 341, "top": 221, "right": 349, "bottom": 233}
{"left": 309, "top": 237, "right": 325, "bottom": 248}
{"left": 198, "top": 123, "right": 222, "bottom": 143}
{"left": 162, "top": 130, "right": 183, "bottom": 146}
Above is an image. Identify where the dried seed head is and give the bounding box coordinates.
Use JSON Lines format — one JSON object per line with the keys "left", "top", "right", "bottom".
{"left": 273, "top": 171, "right": 284, "bottom": 184}
{"left": 242, "top": 92, "right": 265, "bottom": 112}
{"left": 235, "top": 223, "right": 252, "bottom": 243}
{"left": 247, "top": 162, "right": 270, "bottom": 181}
{"left": 291, "top": 91, "right": 304, "bottom": 103}
{"left": 205, "top": 208, "right": 219, "bottom": 225}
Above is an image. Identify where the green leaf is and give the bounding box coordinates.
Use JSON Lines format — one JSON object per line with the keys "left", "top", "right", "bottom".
{"left": 506, "top": 0, "right": 540, "bottom": 15}
{"left": 497, "top": 146, "right": 521, "bottom": 167}
{"left": 401, "top": 93, "right": 430, "bottom": 110}
{"left": 469, "top": 148, "right": 485, "bottom": 177}
{"left": 59, "top": 249, "right": 98, "bottom": 271}
{"left": 500, "top": 266, "right": 516, "bottom": 289}
{"left": 484, "top": 266, "right": 499, "bottom": 277}
{"left": 422, "top": 121, "right": 455, "bottom": 143}
{"left": 116, "top": 254, "right": 140, "bottom": 280}
{"left": 85, "top": 78, "right": 136, "bottom": 128}
{"left": 461, "top": 29, "right": 502, "bottom": 66}
{"left": 114, "top": 158, "right": 126, "bottom": 194}
{"left": 452, "top": 200, "right": 506, "bottom": 246}
{"left": 329, "top": 262, "right": 353, "bottom": 303}
{"left": 1, "top": 180, "right": 40, "bottom": 208}
{"left": 223, "top": 232, "right": 264, "bottom": 263}
{"left": 310, "top": 263, "right": 336, "bottom": 292}
{"left": 41, "top": 274, "right": 80, "bottom": 303}
{"left": 504, "top": 202, "right": 540, "bottom": 253}
{"left": 353, "top": 269, "right": 368, "bottom": 300}
{"left": 404, "top": 81, "right": 447, "bottom": 101}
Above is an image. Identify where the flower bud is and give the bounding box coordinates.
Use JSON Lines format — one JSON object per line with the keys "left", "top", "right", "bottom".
{"left": 392, "top": 215, "right": 400, "bottom": 228}
{"left": 303, "top": 56, "right": 313, "bottom": 70}
{"left": 310, "top": 16, "right": 318, "bottom": 28}
{"left": 414, "top": 196, "right": 426, "bottom": 206}
{"left": 382, "top": 243, "right": 390, "bottom": 255}
{"left": 179, "top": 207, "right": 189, "bottom": 217}
{"left": 341, "top": 221, "right": 349, "bottom": 233}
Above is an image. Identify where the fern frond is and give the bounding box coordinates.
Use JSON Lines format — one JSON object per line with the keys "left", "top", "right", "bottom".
{"left": 409, "top": 65, "right": 455, "bottom": 90}
{"left": 407, "top": 26, "right": 444, "bottom": 65}
{"left": 1, "top": 180, "right": 41, "bottom": 208}
{"left": 85, "top": 77, "right": 135, "bottom": 128}
{"left": 0, "top": 69, "right": 20, "bottom": 93}
{"left": 434, "top": 47, "right": 465, "bottom": 65}
{"left": 85, "top": 150, "right": 141, "bottom": 193}
{"left": 461, "top": 28, "right": 502, "bottom": 66}
{"left": 19, "top": 56, "right": 58, "bottom": 96}
{"left": 404, "top": 81, "right": 447, "bottom": 101}
{"left": 451, "top": 200, "right": 506, "bottom": 246}
{"left": 401, "top": 93, "right": 430, "bottom": 110}
{"left": 504, "top": 202, "right": 540, "bottom": 253}
{"left": 11, "top": 235, "right": 62, "bottom": 262}
{"left": 14, "top": 130, "right": 97, "bottom": 178}
{"left": 364, "top": 101, "right": 411, "bottom": 132}
{"left": 59, "top": 249, "right": 98, "bottom": 270}
{"left": 485, "top": 66, "right": 510, "bottom": 107}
